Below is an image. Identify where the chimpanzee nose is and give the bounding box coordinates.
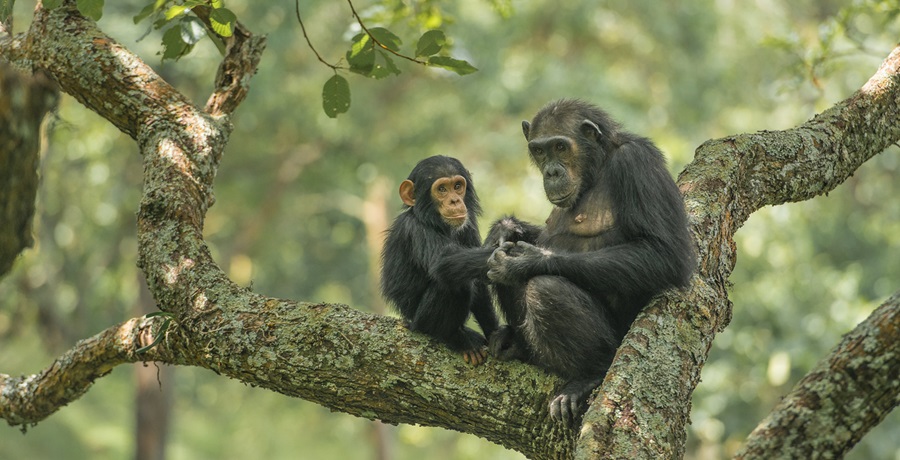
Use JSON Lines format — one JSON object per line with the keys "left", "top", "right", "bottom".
{"left": 545, "top": 163, "right": 565, "bottom": 179}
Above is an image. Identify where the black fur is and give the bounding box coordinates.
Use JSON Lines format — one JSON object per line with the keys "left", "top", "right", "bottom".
{"left": 486, "top": 99, "right": 696, "bottom": 424}
{"left": 381, "top": 156, "right": 499, "bottom": 363}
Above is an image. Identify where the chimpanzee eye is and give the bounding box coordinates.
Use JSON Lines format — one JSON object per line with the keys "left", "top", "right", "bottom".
{"left": 556, "top": 142, "right": 566, "bottom": 151}
{"left": 438, "top": 185, "right": 447, "bottom": 193}
{"left": 533, "top": 147, "right": 543, "bottom": 156}
{"left": 454, "top": 182, "right": 463, "bottom": 190}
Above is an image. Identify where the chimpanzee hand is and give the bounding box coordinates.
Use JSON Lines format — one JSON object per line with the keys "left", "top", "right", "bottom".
{"left": 487, "top": 241, "right": 548, "bottom": 285}
{"left": 484, "top": 216, "right": 530, "bottom": 248}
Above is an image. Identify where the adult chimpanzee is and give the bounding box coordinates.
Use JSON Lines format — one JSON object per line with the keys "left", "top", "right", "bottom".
{"left": 381, "top": 155, "right": 499, "bottom": 365}
{"left": 485, "top": 99, "right": 695, "bottom": 424}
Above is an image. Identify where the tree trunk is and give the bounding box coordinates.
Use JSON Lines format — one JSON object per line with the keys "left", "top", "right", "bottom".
{"left": 134, "top": 277, "right": 173, "bottom": 460}
{"left": 0, "top": 62, "right": 58, "bottom": 276}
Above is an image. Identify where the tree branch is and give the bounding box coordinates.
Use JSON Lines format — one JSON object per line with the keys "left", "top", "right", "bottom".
{"left": 734, "top": 291, "right": 900, "bottom": 459}
{"left": 19, "top": 4, "right": 193, "bottom": 140}
{"left": 0, "top": 315, "right": 176, "bottom": 428}
{"left": 574, "top": 45, "right": 900, "bottom": 457}
{"left": 346, "top": 0, "right": 427, "bottom": 65}
{"left": 294, "top": 0, "right": 340, "bottom": 71}
{"left": 683, "top": 45, "right": 900, "bottom": 234}
{"left": 192, "top": 6, "right": 268, "bottom": 117}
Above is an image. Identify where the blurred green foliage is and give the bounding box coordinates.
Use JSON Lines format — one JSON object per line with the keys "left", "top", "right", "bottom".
{"left": 1, "top": 0, "right": 898, "bottom": 458}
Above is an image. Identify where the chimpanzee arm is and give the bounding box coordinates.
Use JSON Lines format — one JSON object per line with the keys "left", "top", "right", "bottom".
{"left": 431, "top": 245, "right": 496, "bottom": 284}
{"left": 470, "top": 280, "right": 498, "bottom": 338}
{"left": 550, "top": 241, "right": 684, "bottom": 299}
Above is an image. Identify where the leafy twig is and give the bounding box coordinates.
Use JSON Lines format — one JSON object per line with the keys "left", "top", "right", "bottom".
{"left": 295, "top": 0, "right": 340, "bottom": 71}
{"left": 346, "top": 0, "right": 427, "bottom": 66}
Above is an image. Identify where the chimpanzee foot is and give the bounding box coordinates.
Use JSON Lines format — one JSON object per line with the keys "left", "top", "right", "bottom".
{"left": 487, "top": 325, "right": 526, "bottom": 361}
{"left": 550, "top": 377, "right": 603, "bottom": 427}
{"left": 462, "top": 347, "right": 488, "bottom": 366}
{"left": 549, "top": 393, "right": 582, "bottom": 427}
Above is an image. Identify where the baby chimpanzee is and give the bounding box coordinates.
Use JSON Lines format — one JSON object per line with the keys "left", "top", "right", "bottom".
{"left": 380, "top": 155, "right": 498, "bottom": 365}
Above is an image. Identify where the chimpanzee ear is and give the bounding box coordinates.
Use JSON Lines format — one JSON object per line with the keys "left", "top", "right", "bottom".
{"left": 580, "top": 119, "right": 602, "bottom": 142}
{"left": 399, "top": 180, "right": 416, "bottom": 207}
{"left": 521, "top": 121, "right": 531, "bottom": 139}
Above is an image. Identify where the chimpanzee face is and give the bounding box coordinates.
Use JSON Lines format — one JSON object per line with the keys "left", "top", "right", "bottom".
{"left": 429, "top": 175, "right": 468, "bottom": 228}
{"left": 526, "top": 131, "right": 582, "bottom": 208}
{"left": 398, "top": 156, "right": 476, "bottom": 230}
{"left": 522, "top": 106, "right": 604, "bottom": 209}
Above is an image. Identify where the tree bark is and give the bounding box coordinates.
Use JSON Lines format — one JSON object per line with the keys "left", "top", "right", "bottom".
{"left": 0, "top": 62, "right": 58, "bottom": 276}
{"left": 734, "top": 292, "right": 900, "bottom": 459}
{"left": 1, "top": 3, "right": 898, "bottom": 459}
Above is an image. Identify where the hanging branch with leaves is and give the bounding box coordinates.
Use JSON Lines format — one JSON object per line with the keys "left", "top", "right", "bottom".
{"left": 295, "top": 0, "right": 478, "bottom": 118}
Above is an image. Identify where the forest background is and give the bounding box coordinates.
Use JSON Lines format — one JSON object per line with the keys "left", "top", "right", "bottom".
{"left": 0, "top": 0, "right": 898, "bottom": 458}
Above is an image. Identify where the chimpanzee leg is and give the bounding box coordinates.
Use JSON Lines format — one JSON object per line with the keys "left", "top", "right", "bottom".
{"left": 410, "top": 285, "right": 487, "bottom": 364}
{"left": 487, "top": 283, "right": 531, "bottom": 362}
{"left": 520, "top": 275, "right": 619, "bottom": 425}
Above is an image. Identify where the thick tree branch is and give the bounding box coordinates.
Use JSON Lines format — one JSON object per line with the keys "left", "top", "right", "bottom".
{"left": 734, "top": 291, "right": 900, "bottom": 459}
{"left": 683, "top": 45, "right": 900, "bottom": 235}
{"left": 0, "top": 315, "right": 175, "bottom": 427}
{"left": 19, "top": 5, "right": 193, "bottom": 140}
{"left": 575, "top": 46, "right": 900, "bottom": 457}
{"left": 192, "top": 6, "right": 267, "bottom": 117}
{"left": 0, "top": 303, "right": 575, "bottom": 457}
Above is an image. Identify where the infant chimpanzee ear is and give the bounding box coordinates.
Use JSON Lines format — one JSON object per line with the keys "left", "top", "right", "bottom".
{"left": 399, "top": 180, "right": 416, "bottom": 207}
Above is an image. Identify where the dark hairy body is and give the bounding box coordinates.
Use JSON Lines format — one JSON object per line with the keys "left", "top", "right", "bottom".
{"left": 381, "top": 155, "right": 499, "bottom": 365}
{"left": 486, "top": 99, "right": 696, "bottom": 424}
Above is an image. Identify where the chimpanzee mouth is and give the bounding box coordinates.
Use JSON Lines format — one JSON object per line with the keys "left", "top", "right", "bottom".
{"left": 445, "top": 215, "right": 468, "bottom": 227}
{"left": 548, "top": 190, "right": 576, "bottom": 207}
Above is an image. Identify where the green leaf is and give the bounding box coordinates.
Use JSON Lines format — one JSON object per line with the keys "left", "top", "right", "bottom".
{"left": 133, "top": 3, "right": 157, "bottom": 24}
{"left": 136, "top": 317, "right": 172, "bottom": 354}
{"left": 76, "top": 0, "right": 104, "bottom": 20}
{"left": 1, "top": 0, "right": 14, "bottom": 24}
{"left": 43, "top": 0, "right": 62, "bottom": 9}
{"left": 206, "top": 28, "right": 227, "bottom": 56}
{"left": 209, "top": 7, "right": 236, "bottom": 37}
{"left": 210, "top": 0, "right": 224, "bottom": 8}
{"left": 180, "top": 16, "right": 205, "bottom": 45}
{"left": 144, "top": 311, "right": 174, "bottom": 318}
{"left": 161, "top": 25, "right": 189, "bottom": 60}
{"left": 164, "top": 5, "right": 187, "bottom": 21}
{"left": 380, "top": 51, "right": 402, "bottom": 77}
{"left": 322, "top": 75, "right": 351, "bottom": 118}
{"left": 346, "top": 33, "right": 375, "bottom": 75}
{"left": 152, "top": 16, "right": 168, "bottom": 30}
{"left": 415, "top": 30, "right": 445, "bottom": 57}
{"left": 368, "top": 51, "right": 401, "bottom": 80}
{"left": 427, "top": 55, "right": 478, "bottom": 76}
{"left": 368, "top": 27, "right": 402, "bottom": 52}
